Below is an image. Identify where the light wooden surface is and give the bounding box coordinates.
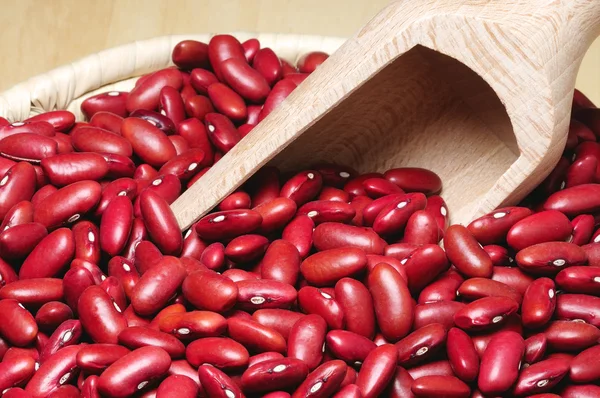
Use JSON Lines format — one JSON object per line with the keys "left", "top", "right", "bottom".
{"left": 171, "top": 0, "right": 600, "bottom": 229}
{"left": 0, "top": 0, "right": 598, "bottom": 104}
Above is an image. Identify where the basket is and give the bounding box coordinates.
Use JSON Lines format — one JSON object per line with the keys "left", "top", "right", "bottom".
{"left": 0, "top": 33, "right": 346, "bottom": 122}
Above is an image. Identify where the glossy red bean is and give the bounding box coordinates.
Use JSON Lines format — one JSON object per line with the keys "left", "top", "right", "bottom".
{"left": 236, "top": 279, "right": 297, "bottom": 311}
{"left": 35, "top": 302, "right": 73, "bottom": 334}
{"left": 228, "top": 317, "right": 287, "bottom": 354}
{"left": 298, "top": 286, "right": 344, "bottom": 330}
{"left": 506, "top": 210, "right": 573, "bottom": 251}
{"left": 418, "top": 270, "right": 464, "bottom": 304}
{"left": 402, "top": 244, "right": 449, "bottom": 293}
{"left": 444, "top": 224, "right": 493, "bottom": 278}
{"left": 220, "top": 57, "right": 270, "bottom": 102}
{"left": 569, "top": 344, "right": 600, "bottom": 383}
{"left": 0, "top": 133, "right": 59, "bottom": 163}
{"left": 543, "top": 320, "right": 600, "bottom": 351}
{"left": 242, "top": 38, "right": 260, "bottom": 62}
{"left": 39, "top": 319, "right": 82, "bottom": 363}
{"left": 159, "top": 310, "right": 227, "bottom": 339}
{"left": 98, "top": 195, "right": 133, "bottom": 256}
{"left": 518, "top": 242, "right": 586, "bottom": 278}
{"left": 197, "top": 364, "right": 243, "bottom": 398}
{"left": 520, "top": 277, "right": 556, "bottom": 328}
{"left": 380, "top": 167, "right": 441, "bottom": 195}
{"left": 78, "top": 285, "right": 127, "bottom": 343}
{"left": 130, "top": 109, "right": 177, "bottom": 136}
{"left": 444, "top": 328, "right": 479, "bottom": 383}
{"left": 195, "top": 209, "right": 262, "bottom": 241}
{"left": 81, "top": 91, "right": 128, "bottom": 118}
{"left": 313, "top": 223, "right": 385, "bottom": 255}
{"left": 491, "top": 266, "right": 535, "bottom": 296}
{"left": 467, "top": 207, "right": 532, "bottom": 245}
{"left": 71, "top": 221, "right": 100, "bottom": 264}
{"left": 513, "top": 356, "right": 570, "bottom": 396}
{"left": 477, "top": 331, "right": 524, "bottom": 395}
{"left": 25, "top": 111, "right": 74, "bottom": 132}
{"left": 89, "top": 111, "right": 124, "bottom": 134}
{"left": 127, "top": 68, "right": 183, "bottom": 112}
{"left": 61, "top": 266, "right": 94, "bottom": 314}
{"left": 281, "top": 170, "right": 323, "bottom": 206}
{"left": 523, "top": 333, "right": 547, "bottom": 365}
{"left": 241, "top": 357, "right": 309, "bottom": 393}
{"left": 225, "top": 234, "right": 268, "bottom": 263}
{"left": 326, "top": 330, "right": 376, "bottom": 365}
{"left": 19, "top": 228, "right": 74, "bottom": 279}
{"left": 118, "top": 326, "right": 185, "bottom": 358}
{"left": 33, "top": 180, "right": 102, "bottom": 229}
{"left": 555, "top": 265, "right": 600, "bottom": 294}
{"left": 361, "top": 178, "right": 404, "bottom": 198}
{"left": 454, "top": 296, "right": 519, "bottom": 331}
{"left": 0, "top": 200, "right": 33, "bottom": 230}
{"left": 372, "top": 193, "right": 427, "bottom": 236}
{"left": 121, "top": 118, "right": 177, "bottom": 167}
{"left": 155, "top": 374, "right": 198, "bottom": 398}
{"left": 0, "top": 222, "right": 47, "bottom": 260}
{"left": 542, "top": 184, "right": 600, "bottom": 216}
{"left": 252, "top": 309, "right": 304, "bottom": 340}
{"left": 139, "top": 189, "right": 182, "bottom": 255}
{"left": 71, "top": 126, "right": 132, "bottom": 156}
{"left": 208, "top": 35, "right": 246, "bottom": 80}
{"left": 41, "top": 152, "right": 108, "bottom": 186}
{"left": 207, "top": 83, "right": 247, "bottom": 121}
{"left": 355, "top": 344, "right": 397, "bottom": 398}
{"left": 182, "top": 270, "right": 238, "bottom": 312}
{"left": 457, "top": 277, "right": 522, "bottom": 303}
{"left": 410, "top": 375, "right": 469, "bottom": 398}
{"left": 186, "top": 337, "right": 248, "bottom": 370}
{"left": 368, "top": 263, "right": 413, "bottom": 342}
{"left": 131, "top": 256, "right": 186, "bottom": 316}
{"left": 413, "top": 301, "right": 466, "bottom": 330}
{"left": 287, "top": 314, "right": 327, "bottom": 370}
{"left": 282, "top": 215, "right": 314, "bottom": 258}
{"left": 172, "top": 40, "right": 209, "bottom": 69}
{"left": 0, "top": 299, "right": 37, "bottom": 347}
{"left": 0, "top": 163, "right": 36, "bottom": 221}
{"left": 261, "top": 240, "right": 301, "bottom": 286}
{"left": 301, "top": 247, "right": 367, "bottom": 286}
{"left": 561, "top": 384, "right": 600, "bottom": 398}
{"left": 297, "top": 51, "right": 328, "bottom": 73}
{"left": 556, "top": 293, "right": 600, "bottom": 327}
{"left": 395, "top": 323, "right": 446, "bottom": 367}
{"left": 24, "top": 345, "right": 80, "bottom": 397}
{"left": 97, "top": 346, "right": 171, "bottom": 397}
{"left": 0, "top": 278, "right": 63, "bottom": 307}
{"left": 0, "top": 353, "right": 37, "bottom": 392}
{"left": 253, "top": 48, "right": 282, "bottom": 86}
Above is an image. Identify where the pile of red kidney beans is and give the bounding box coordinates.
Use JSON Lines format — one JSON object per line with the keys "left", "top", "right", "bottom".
{"left": 0, "top": 34, "right": 599, "bottom": 398}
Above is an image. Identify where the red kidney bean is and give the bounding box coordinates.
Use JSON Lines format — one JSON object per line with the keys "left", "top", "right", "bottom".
{"left": 52, "top": 132, "right": 73, "bottom": 154}
{"left": 381, "top": 167, "right": 442, "bottom": 195}
{"left": 249, "top": 352, "right": 285, "bottom": 368}
{"left": 484, "top": 244, "right": 514, "bottom": 265}
{"left": 26, "top": 111, "right": 74, "bottom": 132}
{"left": 0, "top": 258, "right": 18, "bottom": 289}
{"left": 71, "top": 126, "right": 133, "bottom": 156}
{"left": 39, "top": 319, "right": 81, "bottom": 363}
{"left": 139, "top": 189, "right": 182, "bottom": 255}
{"left": 30, "top": 185, "right": 56, "bottom": 209}
{"left": 167, "top": 359, "right": 201, "bottom": 388}
{"left": 254, "top": 198, "right": 298, "bottom": 235}
{"left": 491, "top": 266, "right": 535, "bottom": 296}
{"left": 33, "top": 180, "right": 102, "bottom": 229}
{"left": 287, "top": 314, "right": 327, "bottom": 370}
{"left": 413, "top": 301, "right": 465, "bottom": 330}
{"left": 227, "top": 317, "right": 287, "bottom": 353}
{"left": 172, "top": 40, "right": 209, "bottom": 69}
{"left": 89, "top": 111, "right": 124, "bottom": 134}
{"left": 454, "top": 296, "right": 519, "bottom": 331}
{"left": 121, "top": 118, "right": 177, "bottom": 167}
{"left": 19, "top": 228, "right": 74, "bottom": 279}
{"left": 220, "top": 57, "right": 270, "bottom": 103}
{"left": 198, "top": 242, "right": 224, "bottom": 270}
{"left": 180, "top": 227, "right": 206, "bottom": 259}
{"left": 149, "top": 304, "right": 186, "bottom": 330}
{"left": 362, "top": 178, "right": 404, "bottom": 198}
{"left": 170, "top": 133, "right": 191, "bottom": 154}
{"left": 3, "top": 347, "right": 39, "bottom": 363}
{"left": 365, "top": 254, "right": 408, "bottom": 283}
{"left": 583, "top": 242, "right": 600, "bottom": 266}
{"left": 118, "top": 326, "right": 185, "bottom": 358}
{"left": 524, "top": 333, "right": 547, "bottom": 365}
{"left": 198, "top": 364, "right": 243, "bottom": 398}
{"left": 282, "top": 215, "right": 314, "bottom": 258}
{"left": 368, "top": 263, "right": 413, "bottom": 342}
{"left": 297, "top": 51, "right": 328, "bottom": 73}
{"left": 372, "top": 193, "right": 427, "bottom": 236}
{"left": 561, "top": 384, "right": 600, "bottom": 398}
{"left": 97, "top": 346, "right": 171, "bottom": 397}
{"left": 516, "top": 242, "right": 587, "bottom": 276}
{"left": 35, "top": 302, "right": 73, "bottom": 334}
{"left": 566, "top": 155, "right": 597, "bottom": 187}
{"left": 98, "top": 195, "right": 133, "bottom": 256}
{"left": 318, "top": 186, "right": 350, "bottom": 203}
{"left": 159, "top": 310, "right": 227, "bottom": 340}
{"left": 80, "top": 375, "right": 101, "bottom": 398}
{"left": 477, "top": 330, "right": 524, "bottom": 395}
{"left": 418, "top": 270, "right": 464, "bottom": 304}
{"left": 0, "top": 353, "right": 37, "bottom": 392}
{"left": 127, "top": 68, "right": 183, "bottom": 112}
{"left": 333, "top": 384, "right": 362, "bottom": 398}
{"left": 0, "top": 121, "right": 55, "bottom": 140}
{"left": 301, "top": 247, "right": 367, "bottom": 286}
{"left": 241, "top": 357, "right": 309, "bottom": 393}
{"left": 219, "top": 191, "right": 251, "bottom": 211}
{"left": 520, "top": 277, "right": 556, "bottom": 328}
{"left": 402, "top": 210, "right": 440, "bottom": 245}
{"left": 543, "top": 320, "right": 600, "bottom": 351}
{"left": 298, "top": 286, "right": 344, "bottom": 330}
{"left": 297, "top": 200, "right": 355, "bottom": 225}
{"left": 261, "top": 240, "right": 301, "bottom": 286}
{"left": 95, "top": 178, "right": 137, "bottom": 217}
{"left": 3, "top": 388, "right": 33, "bottom": 398}
{"left": 281, "top": 170, "right": 323, "bottom": 206}
{"left": 0, "top": 278, "right": 63, "bottom": 308}
{"left": 543, "top": 184, "right": 600, "bottom": 216}
{"left": 556, "top": 293, "right": 600, "bottom": 326}
{"left": 207, "top": 83, "right": 247, "bottom": 121}
{"left": 41, "top": 152, "right": 108, "bottom": 186}
{"left": 236, "top": 279, "right": 297, "bottom": 311}
{"left": 355, "top": 344, "right": 397, "bottom": 398}
{"left": 81, "top": 91, "right": 128, "bottom": 118}
{"left": 506, "top": 210, "right": 573, "bottom": 251}
{"left": 62, "top": 266, "right": 94, "bottom": 314}
{"left": 186, "top": 337, "right": 248, "bottom": 370}
{"left": 107, "top": 258, "right": 138, "bottom": 299}
{"left": 130, "top": 109, "right": 176, "bottom": 135}
{"left": 445, "top": 327, "right": 479, "bottom": 383}
{"left": 555, "top": 265, "right": 600, "bottom": 294}
{"left": 395, "top": 323, "right": 446, "bottom": 367}
{"left": 411, "top": 375, "right": 470, "bottom": 398}
{"left": 208, "top": 35, "right": 246, "bottom": 80}
{"left": 158, "top": 148, "right": 207, "bottom": 181}
{"left": 402, "top": 244, "right": 449, "bottom": 293}
{"left": 252, "top": 309, "right": 304, "bottom": 340}
{"left": 182, "top": 270, "right": 238, "bottom": 313}
{"left": 467, "top": 207, "right": 532, "bottom": 245}
{"left": 513, "top": 356, "right": 570, "bottom": 396}
{"left": 159, "top": 86, "right": 186, "bottom": 126}
{"left": 570, "top": 344, "right": 600, "bottom": 383}
{"left": 183, "top": 94, "right": 214, "bottom": 121}
{"left": 444, "top": 225, "right": 493, "bottom": 278}
{"left": 242, "top": 38, "right": 260, "bottom": 62}
{"left": 1, "top": 200, "right": 34, "bottom": 230}
{"left": 156, "top": 374, "right": 198, "bottom": 398}
{"left": 24, "top": 345, "right": 80, "bottom": 397}
{"left": 195, "top": 209, "right": 262, "bottom": 241}
{"left": 225, "top": 234, "right": 269, "bottom": 263}
{"left": 326, "top": 330, "right": 376, "bottom": 365}
{"left": 0, "top": 163, "right": 36, "bottom": 222}
{"left": 71, "top": 221, "right": 101, "bottom": 264}
{"left": 134, "top": 240, "right": 163, "bottom": 275}
{"left": 131, "top": 256, "right": 186, "bottom": 316}
{"left": 457, "top": 277, "right": 522, "bottom": 303}
{"left": 313, "top": 223, "right": 386, "bottom": 255}
{"left": 78, "top": 285, "right": 127, "bottom": 343}
{"left": 253, "top": 48, "right": 282, "bottom": 86}
{"left": 0, "top": 133, "right": 59, "bottom": 163}
{"left": 189, "top": 69, "right": 218, "bottom": 96}
{"left": 0, "top": 157, "right": 16, "bottom": 180}
{"left": 0, "top": 222, "right": 47, "bottom": 260}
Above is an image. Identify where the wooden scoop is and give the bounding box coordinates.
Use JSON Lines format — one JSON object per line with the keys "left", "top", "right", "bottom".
{"left": 172, "top": 0, "right": 600, "bottom": 231}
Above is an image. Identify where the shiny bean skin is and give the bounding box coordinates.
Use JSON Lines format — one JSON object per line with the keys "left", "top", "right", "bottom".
{"left": 127, "top": 68, "right": 183, "bottom": 112}
{"left": 446, "top": 327, "right": 479, "bottom": 382}
{"left": 386, "top": 367, "right": 415, "bottom": 398}
{"left": 253, "top": 48, "right": 282, "bottom": 86}
{"left": 372, "top": 193, "right": 427, "bottom": 236}
{"left": 402, "top": 210, "right": 440, "bottom": 245}
{"left": 241, "top": 357, "right": 309, "bottom": 393}
{"left": 467, "top": 207, "right": 532, "bottom": 245}
{"left": 513, "top": 356, "right": 570, "bottom": 396}
{"left": 506, "top": 210, "right": 573, "bottom": 251}
{"left": 121, "top": 118, "right": 177, "bottom": 167}
{"left": 543, "top": 320, "right": 600, "bottom": 352}
{"left": 569, "top": 344, "right": 600, "bottom": 383}
{"left": 71, "top": 221, "right": 101, "bottom": 264}
{"left": 444, "top": 225, "right": 493, "bottom": 278}
{"left": 281, "top": 170, "right": 323, "bottom": 207}
{"left": 24, "top": 345, "right": 80, "bottom": 397}
{"left": 516, "top": 242, "right": 587, "bottom": 276}
{"left": 76, "top": 344, "right": 131, "bottom": 373}
{"left": 0, "top": 162, "right": 37, "bottom": 221}
{"left": 227, "top": 317, "right": 287, "bottom": 354}
{"left": 0, "top": 353, "right": 37, "bottom": 392}
{"left": 89, "top": 111, "right": 124, "bottom": 134}
{"left": 297, "top": 200, "right": 355, "bottom": 225}
{"left": 355, "top": 344, "right": 397, "bottom": 398}
{"left": 368, "top": 263, "right": 413, "bottom": 342}
{"left": 521, "top": 277, "right": 556, "bottom": 329}
{"left": 225, "top": 234, "right": 269, "bottom": 263}
{"left": 477, "top": 331, "right": 524, "bottom": 395}
{"left": 62, "top": 266, "right": 95, "bottom": 314}
{"left": 326, "top": 330, "right": 377, "bottom": 365}
{"left": 235, "top": 279, "right": 297, "bottom": 311}
{"left": 139, "top": 189, "right": 182, "bottom": 255}
{"left": 208, "top": 35, "right": 246, "bottom": 80}
{"left": 18, "top": 228, "right": 74, "bottom": 279}
{"left": 39, "top": 319, "right": 82, "bottom": 363}
{"left": 182, "top": 270, "right": 238, "bottom": 313}
{"left": 134, "top": 240, "right": 163, "bottom": 274}
{"left": 402, "top": 244, "right": 449, "bottom": 293}
{"left": 78, "top": 285, "right": 127, "bottom": 344}
{"left": 155, "top": 374, "right": 198, "bottom": 398}
{"left": 0, "top": 222, "right": 46, "bottom": 261}
{"left": 556, "top": 293, "right": 600, "bottom": 327}
{"left": 418, "top": 270, "right": 464, "bottom": 304}
{"left": 413, "top": 301, "right": 466, "bottom": 331}
{"left": 555, "top": 266, "right": 600, "bottom": 294}
{"left": 131, "top": 256, "right": 187, "bottom": 316}
{"left": 301, "top": 247, "right": 367, "bottom": 287}
{"left": 35, "top": 302, "right": 73, "bottom": 334}
{"left": 395, "top": 323, "right": 447, "bottom": 367}
{"left": 454, "top": 296, "right": 519, "bottom": 331}
{"left": 410, "top": 375, "right": 470, "bottom": 398}
{"left": 491, "top": 266, "right": 535, "bottom": 296}
{"left": 172, "top": 40, "right": 209, "bottom": 69}
{"left": 457, "top": 277, "right": 521, "bottom": 305}
{"left": 186, "top": 337, "right": 249, "bottom": 370}
{"left": 71, "top": 126, "right": 133, "bottom": 157}
{"left": 524, "top": 333, "right": 547, "bottom": 364}
{"left": 97, "top": 346, "right": 172, "bottom": 397}
{"left": 258, "top": 78, "right": 298, "bottom": 121}
{"left": 313, "top": 223, "right": 385, "bottom": 254}
{"left": 561, "top": 384, "right": 600, "bottom": 398}
{"left": 292, "top": 360, "right": 347, "bottom": 398}
{"left": 0, "top": 133, "right": 58, "bottom": 163}
{"left": 41, "top": 152, "right": 108, "bottom": 187}
{"left": 118, "top": 326, "right": 185, "bottom": 358}
{"left": 282, "top": 215, "right": 315, "bottom": 258}
{"left": 0, "top": 278, "right": 63, "bottom": 309}
{"left": 543, "top": 184, "right": 600, "bottom": 216}
{"left": 0, "top": 299, "right": 37, "bottom": 346}
{"left": 81, "top": 91, "right": 128, "bottom": 118}
{"left": 159, "top": 311, "right": 227, "bottom": 340}
{"left": 471, "top": 314, "right": 524, "bottom": 357}
{"left": 33, "top": 180, "right": 102, "bottom": 229}
{"left": 297, "top": 51, "right": 329, "bottom": 73}
{"left": 198, "top": 364, "right": 244, "bottom": 398}
{"left": 1, "top": 200, "right": 34, "bottom": 230}
{"left": 333, "top": 384, "right": 362, "bottom": 398}
{"left": 287, "top": 314, "right": 327, "bottom": 370}
{"left": 252, "top": 309, "right": 304, "bottom": 340}
{"left": 261, "top": 240, "right": 301, "bottom": 286}
{"left": 130, "top": 109, "right": 176, "bottom": 135}
{"left": 98, "top": 195, "right": 133, "bottom": 256}
{"left": 220, "top": 57, "right": 270, "bottom": 103}
{"left": 297, "top": 286, "right": 343, "bottom": 329}
{"left": 195, "top": 209, "right": 262, "bottom": 241}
